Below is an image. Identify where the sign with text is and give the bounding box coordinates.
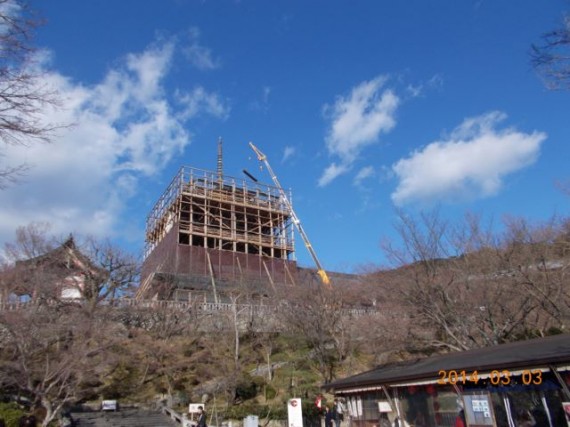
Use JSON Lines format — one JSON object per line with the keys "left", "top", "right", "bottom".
{"left": 288, "top": 398, "right": 303, "bottom": 427}
{"left": 463, "top": 392, "right": 496, "bottom": 427}
{"left": 188, "top": 404, "right": 205, "bottom": 414}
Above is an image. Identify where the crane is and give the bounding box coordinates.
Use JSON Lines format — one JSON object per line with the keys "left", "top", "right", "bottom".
{"left": 249, "top": 142, "right": 331, "bottom": 287}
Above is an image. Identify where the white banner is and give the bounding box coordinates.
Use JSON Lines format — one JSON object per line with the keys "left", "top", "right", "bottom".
{"left": 288, "top": 398, "right": 303, "bottom": 427}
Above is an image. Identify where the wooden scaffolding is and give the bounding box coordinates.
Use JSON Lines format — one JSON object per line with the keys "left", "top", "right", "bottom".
{"left": 145, "top": 166, "right": 295, "bottom": 261}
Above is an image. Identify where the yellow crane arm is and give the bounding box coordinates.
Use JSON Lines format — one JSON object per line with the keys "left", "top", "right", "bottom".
{"left": 249, "top": 142, "right": 331, "bottom": 287}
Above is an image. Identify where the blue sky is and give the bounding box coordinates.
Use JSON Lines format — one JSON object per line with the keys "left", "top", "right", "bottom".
{"left": 0, "top": 0, "right": 568, "bottom": 273}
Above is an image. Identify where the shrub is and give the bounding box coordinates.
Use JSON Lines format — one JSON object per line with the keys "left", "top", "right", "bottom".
{"left": 264, "top": 384, "right": 277, "bottom": 400}
{"left": 0, "top": 402, "right": 26, "bottom": 427}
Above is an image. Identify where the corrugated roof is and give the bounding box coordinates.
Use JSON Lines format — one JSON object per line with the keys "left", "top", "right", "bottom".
{"left": 327, "top": 334, "right": 570, "bottom": 390}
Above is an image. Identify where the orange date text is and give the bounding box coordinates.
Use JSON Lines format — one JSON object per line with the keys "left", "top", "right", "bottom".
{"left": 436, "top": 369, "right": 542, "bottom": 386}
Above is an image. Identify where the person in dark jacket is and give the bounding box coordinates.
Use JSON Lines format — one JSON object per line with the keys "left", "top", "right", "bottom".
{"left": 197, "top": 406, "right": 207, "bottom": 427}
{"left": 324, "top": 406, "right": 334, "bottom": 427}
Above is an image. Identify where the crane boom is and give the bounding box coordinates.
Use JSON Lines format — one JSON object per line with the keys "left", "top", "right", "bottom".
{"left": 249, "top": 142, "right": 331, "bottom": 287}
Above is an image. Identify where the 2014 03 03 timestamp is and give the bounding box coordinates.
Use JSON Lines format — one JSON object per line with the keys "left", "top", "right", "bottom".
{"left": 437, "top": 369, "right": 543, "bottom": 386}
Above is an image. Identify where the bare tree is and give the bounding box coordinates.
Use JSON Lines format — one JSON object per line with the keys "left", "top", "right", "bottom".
{"left": 276, "top": 274, "right": 357, "bottom": 384}
{"left": 253, "top": 331, "right": 278, "bottom": 383}
{"left": 380, "top": 210, "right": 565, "bottom": 352}
{"left": 80, "top": 237, "right": 139, "bottom": 313}
{"left": 498, "top": 215, "right": 570, "bottom": 328}
{"left": 3, "top": 221, "right": 55, "bottom": 260}
{"left": 0, "top": 305, "right": 123, "bottom": 426}
{"left": 120, "top": 302, "right": 204, "bottom": 407}
{"left": 0, "top": 0, "right": 63, "bottom": 188}
{"left": 0, "top": 222, "right": 61, "bottom": 304}
{"left": 531, "top": 13, "right": 570, "bottom": 89}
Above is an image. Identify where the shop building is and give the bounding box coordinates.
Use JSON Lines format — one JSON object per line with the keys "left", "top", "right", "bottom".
{"left": 327, "top": 334, "right": 570, "bottom": 427}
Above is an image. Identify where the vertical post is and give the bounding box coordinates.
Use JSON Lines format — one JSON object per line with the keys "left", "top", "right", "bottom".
{"left": 262, "top": 260, "right": 276, "bottom": 292}
{"left": 550, "top": 365, "right": 570, "bottom": 399}
{"left": 206, "top": 252, "right": 219, "bottom": 304}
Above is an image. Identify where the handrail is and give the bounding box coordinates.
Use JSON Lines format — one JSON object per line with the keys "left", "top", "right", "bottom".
{"left": 162, "top": 406, "right": 187, "bottom": 426}
{"left": 0, "top": 298, "right": 379, "bottom": 317}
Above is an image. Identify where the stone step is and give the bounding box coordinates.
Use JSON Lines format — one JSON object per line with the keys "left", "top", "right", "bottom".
{"left": 71, "top": 409, "right": 177, "bottom": 427}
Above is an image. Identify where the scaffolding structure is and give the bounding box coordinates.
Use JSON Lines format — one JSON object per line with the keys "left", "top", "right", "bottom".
{"left": 145, "top": 166, "right": 295, "bottom": 261}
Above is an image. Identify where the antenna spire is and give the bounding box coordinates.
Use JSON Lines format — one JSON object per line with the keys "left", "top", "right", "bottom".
{"left": 217, "top": 137, "right": 223, "bottom": 184}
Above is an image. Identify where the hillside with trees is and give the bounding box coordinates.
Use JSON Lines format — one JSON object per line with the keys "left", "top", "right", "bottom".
{"left": 1, "top": 211, "right": 569, "bottom": 426}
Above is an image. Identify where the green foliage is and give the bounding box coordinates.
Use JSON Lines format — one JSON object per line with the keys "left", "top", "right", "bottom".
{"left": 235, "top": 373, "right": 261, "bottom": 402}
{"left": 0, "top": 402, "right": 25, "bottom": 427}
{"left": 302, "top": 399, "right": 323, "bottom": 419}
{"left": 99, "top": 363, "right": 140, "bottom": 399}
{"left": 222, "top": 402, "right": 287, "bottom": 420}
{"left": 264, "top": 384, "right": 277, "bottom": 400}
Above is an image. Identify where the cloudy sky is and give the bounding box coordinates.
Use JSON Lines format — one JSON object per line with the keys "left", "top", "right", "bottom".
{"left": 0, "top": 0, "right": 568, "bottom": 271}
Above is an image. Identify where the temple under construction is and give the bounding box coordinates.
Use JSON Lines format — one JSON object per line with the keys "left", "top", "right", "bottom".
{"left": 137, "top": 139, "right": 298, "bottom": 301}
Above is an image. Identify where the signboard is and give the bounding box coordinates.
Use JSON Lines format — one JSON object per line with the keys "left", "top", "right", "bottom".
{"left": 101, "top": 400, "right": 118, "bottom": 411}
{"left": 188, "top": 403, "right": 205, "bottom": 414}
{"left": 378, "top": 401, "right": 392, "bottom": 413}
{"left": 288, "top": 398, "right": 303, "bottom": 427}
{"left": 462, "top": 392, "right": 496, "bottom": 427}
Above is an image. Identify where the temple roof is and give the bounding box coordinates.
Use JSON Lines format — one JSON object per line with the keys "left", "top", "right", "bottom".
{"left": 10, "top": 236, "right": 108, "bottom": 292}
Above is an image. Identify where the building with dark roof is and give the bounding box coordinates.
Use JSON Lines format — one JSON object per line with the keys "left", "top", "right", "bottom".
{"left": 327, "top": 334, "right": 570, "bottom": 427}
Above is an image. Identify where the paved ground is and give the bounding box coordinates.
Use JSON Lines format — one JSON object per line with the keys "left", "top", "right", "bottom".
{"left": 71, "top": 409, "right": 177, "bottom": 427}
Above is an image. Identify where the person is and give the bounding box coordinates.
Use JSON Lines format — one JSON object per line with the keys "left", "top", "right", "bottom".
{"left": 324, "top": 406, "right": 334, "bottom": 427}
{"left": 516, "top": 410, "right": 536, "bottom": 427}
{"left": 332, "top": 402, "right": 340, "bottom": 427}
{"left": 61, "top": 408, "right": 76, "bottom": 427}
{"left": 529, "top": 408, "right": 547, "bottom": 427}
{"left": 334, "top": 399, "right": 345, "bottom": 426}
{"left": 378, "top": 413, "right": 391, "bottom": 427}
{"left": 414, "top": 413, "right": 427, "bottom": 427}
{"left": 454, "top": 409, "right": 466, "bottom": 427}
{"left": 197, "top": 406, "right": 207, "bottom": 427}
{"left": 563, "top": 403, "right": 570, "bottom": 424}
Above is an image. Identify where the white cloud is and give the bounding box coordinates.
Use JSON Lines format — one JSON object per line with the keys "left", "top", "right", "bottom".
{"left": 0, "top": 36, "right": 227, "bottom": 245}
{"left": 282, "top": 145, "right": 295, "bottom": 163}
{"left": 318, "top": 162, "right": 351, "bottom": 187}
{"left": 353, "top": 166, "right": 375, "bottom": 186}
{"left": 183, "top": 27, "right": 221, "bottom": 70}
{"left": 404, "top": 73, "right": 444, "bottom": 99}
{"left": 428, "top": 73, "right": 444, "bottom": 89}
{"left": 406, "top": 84, "right": 423, "bottom": 98}
{"left": 391, "top": 112, "right": 546, "bottom": 205}
{"left": 176, "top": 86, "right": 231, "bottom": 120}
{"left": 319, "top": 75, "right": 400, "bottom": 186}
{"left": 249, "top": 85, "right": 272, "bottom": 112}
